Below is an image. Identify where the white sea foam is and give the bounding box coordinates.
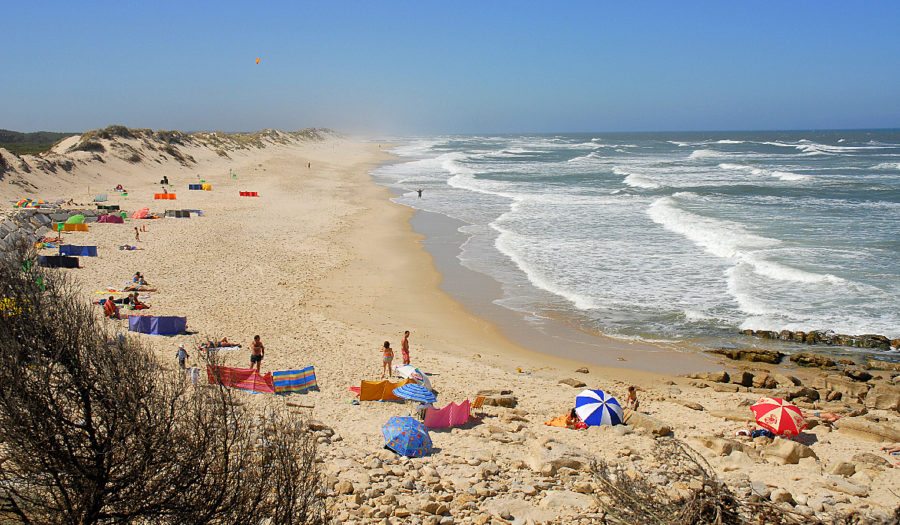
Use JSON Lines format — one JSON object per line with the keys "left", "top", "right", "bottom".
{"left": 873, "top": 162, "right": 900, "bottom": 170}
{"left": 668, "top": 141, "right": 692, "bottom": 147}
{"left": 688, "top": 149, "right": 727, "bottom": 159}
{"left": 715, "top": 139, "right": 744, "bottom": 144}
{"left": 615, "top": 166, "right": 660, "bottom": 189}
{"left": 718, "top": 162, "right": 808, "bottom": 181}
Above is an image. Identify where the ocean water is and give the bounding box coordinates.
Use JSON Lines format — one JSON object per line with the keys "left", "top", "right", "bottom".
{"left": 371, "top": 131, "right": 900, "bottom": 356}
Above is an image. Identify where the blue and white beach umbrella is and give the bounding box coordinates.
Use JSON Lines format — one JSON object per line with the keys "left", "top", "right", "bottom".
{"left": 393, "top": 383, "right": 437, "bottom": 404}
{"left": 575, "top": 389, "right": 624, "bottom": 427}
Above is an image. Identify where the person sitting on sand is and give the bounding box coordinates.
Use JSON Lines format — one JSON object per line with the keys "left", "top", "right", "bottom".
{"left": 883, "top": 444, "right": 900, "bottom": 454}
{"left": 120, "top": 245, "right": 144, "bottom": 251}
{"left": 132, "top": 272, "right": 147, "bottom": 284}
{"left": 103, "top": 296, "right": 122, "bottom": 319}
{"left": 129, "top": 292, "right": 148, "bottom": 310}
{"left": 566, "top": 408, "right": 588, "bottom": 430}
{"left": 381, "top": 341, "right": 394, "bottom": 379}
{"left": 250, "top": 335, "right": 265, "bottom": 372}
{"left": 625, "top": 385, "right": 645, "bottom": 411}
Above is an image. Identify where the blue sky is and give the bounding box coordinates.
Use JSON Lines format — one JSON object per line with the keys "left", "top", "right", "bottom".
{"left": 2, "top": 1, "right": 898, "bottom": 134}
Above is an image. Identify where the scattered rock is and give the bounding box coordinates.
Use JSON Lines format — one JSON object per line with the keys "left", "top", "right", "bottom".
{"left": 699, "top": 437, "right": 742, "bottom": 456}
{"left": 842, "top": 368, "right": 873, "bottom": 382}
{"left": 790, "top": 352, "right": 838, "bottom": 368}
{"left": 677, "top": 400, "right": 704, "bottom": 411}
{"left": 770, "top": 488, "right": 795, "bottom": 505}
{"left": 851, "top": 452, "right": 891, "bottom": 469}
{"left": 538, "top": 490, "right": 596, "bottom": 511}
{"left": 864, "top": 384, "right": 900, "bottom": 411}
{"left": 762, "top": 439, "right": 817, "bottom": 465}
{"left": 866, "top": 359, "right": 900, "bottom": 372}
{"left": 558, "top": 378, "right": 586, "bottom": 388}
{"left": 708, "top": 348, "right": 784, "bottom": 364}
{"left": 752, "top": 373, "right": 776, "bottom": 389}
{"left": 712, "top": 383, "right": 740, "bottom": 393}
{"left": 817, "top": 475, "right": 868, "bottom": 497}
{"left": 421, "top": 502, "right": 449, "bottom": 515}
{"left": 626, "top": 412, "right": 671, "bottom": 436}
{"left": 730, "top": 371, "right": 754, "bottom": 387}
{"left": 685, "top": 371, "right": 729, "bottom": 383}
{"left": 575, "top": 367, "right": 589, "bottom": 374}
{"left": 785, "top": 386, "right": 820, "bottom": 402}
{"left": 834, "top": 418, "right": 900, "bottom": 442}
{"left": 827, "top": 461, "right": 856, "bottom": 477}
{"left": 483, "top": 395, "right": 518, "bottom": 408}
{"left": 812, "top": 375, "right": 870, "bottom": 400}
{"left": 774, "top": 374, "right": 801, "bottom": 387}
{"left": 335, "top": 481, "right": 354, "bottom": 495}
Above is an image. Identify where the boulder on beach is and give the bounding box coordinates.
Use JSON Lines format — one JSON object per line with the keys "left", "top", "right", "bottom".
{"left": 789, "top": 352, "right": 838, "bottom": 369}
{"left": 708, "top": 348, "right": 784, "bottom": 364}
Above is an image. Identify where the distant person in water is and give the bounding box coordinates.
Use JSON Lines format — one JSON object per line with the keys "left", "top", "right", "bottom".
{"left": 417, "top": 188, "right": 423, "bottom": 198}
{"left": 381, "top": 341, "right": 394, "bottom": 378}
{"left": 401, "top": 330, "right": 411, "bottom": 365}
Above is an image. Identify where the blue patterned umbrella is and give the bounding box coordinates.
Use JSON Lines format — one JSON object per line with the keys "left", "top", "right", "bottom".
{"left": 382, "top": 416, "right": 432, "bottom": 457}
{"left": 393, "top": 383, "right": 437, "bottom": 403}
{"left": 575, "top": 389, "right": 624, "bottom": 426}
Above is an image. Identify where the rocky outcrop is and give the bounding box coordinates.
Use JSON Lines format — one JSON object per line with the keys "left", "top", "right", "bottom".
{"left": 0, "top": 208, "right": 104, "bottom": 253}
{"left": 789, "top": 353, "right": 838, "bottom": 369}
{"left": 741, "top": 329, "right": 895, "bottom": 351}
{"left": 708, "top": 348, "right": 784, "bottom": 363}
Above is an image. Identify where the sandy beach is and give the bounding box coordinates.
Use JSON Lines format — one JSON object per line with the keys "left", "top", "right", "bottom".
{"left": 2, "top": 132, "right": 898, "bottom": 523}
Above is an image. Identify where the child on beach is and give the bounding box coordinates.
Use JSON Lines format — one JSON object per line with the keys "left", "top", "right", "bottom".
{"left": 381, "top": 341, "right": 394, "bottom": 378}
{"left": 176, "top": 343, "right": 188, "bottom": 369}
{"left": 625, "top": 385, "right": 645, "bottom": 411}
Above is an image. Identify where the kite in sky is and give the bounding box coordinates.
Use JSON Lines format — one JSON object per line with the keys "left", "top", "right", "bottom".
{"left": 256, "top": 57, "right": 260, "bottom": 64}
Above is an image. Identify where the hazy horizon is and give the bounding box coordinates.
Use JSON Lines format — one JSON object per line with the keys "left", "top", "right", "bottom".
{"left": 3, "top": 2, "right": 899, "bottom": 134}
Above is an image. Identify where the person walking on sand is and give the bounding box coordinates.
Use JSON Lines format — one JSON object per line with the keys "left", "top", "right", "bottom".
{"left": 381, "top": 341, "right": 394, "bottom": 379}
{"left": 134, "top": 227, "right": 140, "bottom": 242}
{"left": 250, "top": 335, "right": 265, "bottom": 372}
{"left": 625, "top": 385, "right": 645, "bottom": 411}
{"left": 401, "top": 330, "right": 411, "bottom": 365}
{"left": 176, "top": 343, "right": 189, "bottom": 370}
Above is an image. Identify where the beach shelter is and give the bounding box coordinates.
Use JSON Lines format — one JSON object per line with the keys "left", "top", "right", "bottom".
{"left": 382, "top": 416, "right": 432, "bottom": 458}
{"left": 207, "top": 365, "right": 275, "bottom": 394}
{"left": 132, "top": 207, "right": 150, "bottom": 219}
{"left": 62, "top": 223, "right": 89, "bottom": 232}
{"left": 97, "top": 214, "right": 124, "bottom": 223}
{"left": 65, "top": 214, "right": 85, "bottom": 224}
{"left": 394, "top": 364, "right": 433, "bottom": 391}
{"left": 273, "top": 367, "right": 318, "bottom": 394}
{"left": 393, "top": 383, "right": 437, "bottom": 404}
{"left": 201, "top": 183, "right": 212, "bottom": 190}
{"left": 93, "top": 194, "right": 108, "bottom": 202}
{"left": 355, "top": 379, "right": 415, "bottom": 401}
{"left": 128, "top": 315, "right": 187, "bottom": 335}
{"left": 750, "top": 397, "right": 807, "bottom": 436}
{"left": 423, "top": 400, "right": 471, "bottom": 429}
{"left": 575, "top": 389, "right": 624, "bottom": 427}
{"left": 36, "top": 255, "right": 79, "bottom": 268}
{"left": 58, "top": 245, "right": 97, "bottom": 257}
{"left": 188, "top": 184, "right": 202, "bottom": 190}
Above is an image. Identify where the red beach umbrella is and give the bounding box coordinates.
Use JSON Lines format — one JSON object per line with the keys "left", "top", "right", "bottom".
{"left": 750, "top": 397, "right": 807, "bottom": 436}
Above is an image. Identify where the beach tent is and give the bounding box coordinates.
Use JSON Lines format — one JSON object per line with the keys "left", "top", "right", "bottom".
{"left": 188, "top": 184, "right": 202, "bottom": 190}
{"left": 164, "top": 210, "right": 191, "bottom": 218}
{"left": 239, "top": 191, "right": 259, "bottom": 197}
{"left": 65, "top": 215, "right": 85, "bottom": 224}
{"left": 93, "top": 194, "right": 108, "bottom": 202}
{"left": 154, "top": 193, "right": 177, "bottom": 200}
{"left": 97, "top": 204, "right": 120, "bottom": 211}
{"left": 58, "top": 245, "right": 97, "bottom": 257}
{"left": 207, "top": 365, "right": 275, "bottom": 394}
{"left": 273, "top": 367, "right": 318, "bottom": 394}
{"left": 37, "top": 255, "right": 79, "bottom": 268}
{"left": 62, "top": 223, "right": 89, "bottom": 232}
{"left": 128, "top": 315, "right": 187, "bottom": 335}
{"left": 355, "top": 379, "right": 415, "bottom": 401}
{"left": 201, "top": 183, "right": 212, "bottom": 191}
{"left": 132, "top": 207, "right": 150, "bottom": 219}
{"left": 97, "top": 214, "right": 124, "bottom": 223}
{"left": 423, "top": 400, "right": 471, "bottom": 429}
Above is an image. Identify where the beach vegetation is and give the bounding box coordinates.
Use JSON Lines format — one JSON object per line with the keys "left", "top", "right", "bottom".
{"left": 0, "top": 242, "right": 328, "bottom": 524}
{"left": 71, "top": 140, "right": 106, "bottom": 153}
{"left": 590, "top": 438, "right": 880, "bottom": 524}
{"left": 0, "top": 129, "right": 78, "bottom": 155}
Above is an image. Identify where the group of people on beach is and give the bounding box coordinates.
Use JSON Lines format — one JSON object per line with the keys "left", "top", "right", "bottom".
{"left": 381, "top": 330, "right": 411, "bottom": 378}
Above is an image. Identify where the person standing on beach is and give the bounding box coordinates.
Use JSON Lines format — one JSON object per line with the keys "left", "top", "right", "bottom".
{"left": 401, "top": 330, "right": 411, "bottom": 365}
{"left": 134, "top": 227, "right": 140, "bottom": 242}
{"left": 381, "top": 341, "right": 394, "bottom": 379}
{"left": 250, "top": 335, "right": 265, "bottom": 372}
{"left": 176, "top": 343, "right": 188, "bottom": 370}
{"left": 417, "top": 188, "right": 423, "bottom": 198}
